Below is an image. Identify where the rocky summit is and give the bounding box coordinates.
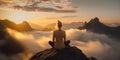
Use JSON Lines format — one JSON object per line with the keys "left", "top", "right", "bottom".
{"left": 78, "top": 17, "right": 120, "bottom": 40}
{"left": 30, "top": 46, "right": 97, "bottom": 60}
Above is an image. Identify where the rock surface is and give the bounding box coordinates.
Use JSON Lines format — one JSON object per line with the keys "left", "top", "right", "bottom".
{"left": 79, "top": 17, "right": 120, "bottom": 39}
{"left": 30, "top": 47, "right": 97, "bottom": 60}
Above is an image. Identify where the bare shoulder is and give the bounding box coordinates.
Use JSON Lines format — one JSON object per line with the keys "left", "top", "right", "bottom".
{"left": 61, "top": 30, "right": 65, "bottom": 33}
{"left": 53, "top": 30, "right": 57, "bottom": 32}
{"left": 53, "top": 30, "right": 58, "bottom": 33}
{"left": 54, "top": 30, "right": 65, "bottom": 33}
{"left": 62, "top": 30, "right": 65, "bottom": 32}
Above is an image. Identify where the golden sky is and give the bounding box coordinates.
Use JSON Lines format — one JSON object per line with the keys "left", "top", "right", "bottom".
{"left": 0, "top": 0, "right": 120, "bottom": 26}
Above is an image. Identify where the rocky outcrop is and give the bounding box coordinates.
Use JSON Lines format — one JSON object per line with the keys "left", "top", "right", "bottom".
{"left": 30, "top": 46, "right": 97, "bottom": 60}
{"left": 78, "top": 17, "right": 120, "bottom": 39}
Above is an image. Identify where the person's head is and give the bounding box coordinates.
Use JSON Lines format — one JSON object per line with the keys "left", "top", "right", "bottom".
{"left": 57, "top": 20, "right": 62, "bottom": 29}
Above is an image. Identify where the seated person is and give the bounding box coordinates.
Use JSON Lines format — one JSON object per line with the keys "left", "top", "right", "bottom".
{"left": 49, "top": 20, "right": 70, "bottom": 49}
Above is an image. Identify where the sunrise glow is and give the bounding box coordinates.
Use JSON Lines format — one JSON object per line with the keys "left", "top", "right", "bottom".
{"left": 10, "top": 10, "right": 32, "bottom": 23}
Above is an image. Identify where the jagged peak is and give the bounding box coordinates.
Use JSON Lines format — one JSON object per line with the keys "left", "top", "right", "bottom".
{"left": 22, "top": 21, "right": 28, "bottom": 24}
{"left": 20, "top": 21, "right": 31, "bottom": 26}
{"left": 89, "top": 17, "right": 100, "bottom": 24}
{"left": 94, "top": 17, "right": 100, "bottom": 22}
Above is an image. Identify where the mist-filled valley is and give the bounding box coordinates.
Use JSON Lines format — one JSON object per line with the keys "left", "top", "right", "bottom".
{"left": 0, "top": 28, "right": 120, "bottom": 60}
{"left": 0, "top": 17, "right": 120, "bottom": 60}
{"left": 0, "top": 0, "right": 120, "bottom": 60}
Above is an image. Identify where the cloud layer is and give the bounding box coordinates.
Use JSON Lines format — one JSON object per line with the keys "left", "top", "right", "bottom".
{"left": 0, "top": 0, "right": 77, "bottom": 13}
{"left": 0, "top": 28, "right": 119, "bottom": 60}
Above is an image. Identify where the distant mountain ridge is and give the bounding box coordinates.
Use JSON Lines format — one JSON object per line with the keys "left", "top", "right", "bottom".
{"left": 29, "top": 22, "right": 43, "bottom": 30}
{"left": 0, "top": 19, "right": 26, "bottom": 55}
{"left": 79, "top": 17, "right": 120, "bottom": 39}
{"left": 0, "top": 19, "right": 33, "bottom": 32}
{"left": 41, "top": 22, "right": 83, "bottom": 31}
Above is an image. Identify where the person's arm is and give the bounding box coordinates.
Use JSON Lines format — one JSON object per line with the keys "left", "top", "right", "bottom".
{"left": 52, "top": 31, "right": 55, "bottom": 42}
{"left": 64, "top": 31, "right": 66, "bottom": 42}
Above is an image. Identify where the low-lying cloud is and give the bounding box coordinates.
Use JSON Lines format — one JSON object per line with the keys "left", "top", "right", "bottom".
{"left": 0, "top": 28, "right": 120, "bottom": 60}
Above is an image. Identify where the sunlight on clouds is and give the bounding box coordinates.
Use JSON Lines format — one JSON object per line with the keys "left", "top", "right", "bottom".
{"left": 10, "top": 10, "right": 33, "bottom": 23}
{"left": 71, "top": 40, "right": 111, "bottom": 54}
{"left": 7, "top": 28, "right": 29, "bottom": 40}
{"left": 6, "top": 28, "right": 120, "bottom": 60}
{"left": 7, "top": 28, "right": 25, "bottom": 40}
{"left": 37, "top": 36, "right": 51, "bottom": 48}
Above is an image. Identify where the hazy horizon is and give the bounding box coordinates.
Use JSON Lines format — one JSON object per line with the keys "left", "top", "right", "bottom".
{"left": 0, "top": 0, "right": 120, "bottom": 26}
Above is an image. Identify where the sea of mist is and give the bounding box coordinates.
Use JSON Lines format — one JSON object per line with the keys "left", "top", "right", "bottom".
{"left": 0, "top": 28, "right": 120, "bottom": 60}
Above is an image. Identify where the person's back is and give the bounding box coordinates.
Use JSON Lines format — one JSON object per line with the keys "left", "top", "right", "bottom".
{"left": 49, "top": 20, "right": 70, "bottom": 50}
{"left": 53, "top": 30, "right": 66, "bottom": 49}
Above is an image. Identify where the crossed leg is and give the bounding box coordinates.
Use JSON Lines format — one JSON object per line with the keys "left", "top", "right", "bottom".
{"left": 49, "top": 40, "right": 70, "bottom": 48}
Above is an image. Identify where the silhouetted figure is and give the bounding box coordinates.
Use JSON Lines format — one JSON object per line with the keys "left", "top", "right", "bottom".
{"left": 49, "top": 20, "right": 70, "bottom": 49}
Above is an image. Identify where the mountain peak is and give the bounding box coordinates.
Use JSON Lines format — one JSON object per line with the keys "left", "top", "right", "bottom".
{"left": 30, "top": 46, "right": 97, "bottom": 60}
{"left": 0, "top": 19, "right": 33, "bottom": 32}
{"left": 22, "top": 21, "right": 28, "bottom": 24}
{"left": 78, "top": 17, "right": 120, "bottom": 39}
{"left": 81, "top": 17, "right": 102, "bottom": 30}
{"left": 89, "top": 17, "right": 100, "bottom": 24}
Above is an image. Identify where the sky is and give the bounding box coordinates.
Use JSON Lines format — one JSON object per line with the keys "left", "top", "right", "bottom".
{"left": 0, "top": 0, "right": 120, "bottom": 26}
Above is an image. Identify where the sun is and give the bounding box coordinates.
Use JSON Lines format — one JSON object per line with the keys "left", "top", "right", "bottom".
{"left": 10, "top": 10, "right": 32, "bottom": 23}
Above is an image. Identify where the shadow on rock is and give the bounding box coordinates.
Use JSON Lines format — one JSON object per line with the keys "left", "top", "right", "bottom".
{"left": 30, "top": 46, "right": 97, "bottom": 60}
